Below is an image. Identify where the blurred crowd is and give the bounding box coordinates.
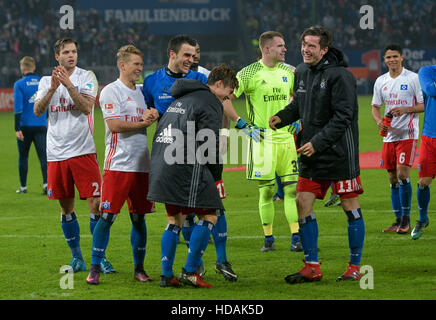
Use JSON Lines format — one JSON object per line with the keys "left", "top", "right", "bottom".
{"left": 1, "top": 0, "right": 435, "bottom": 88}
{"left": 244, "top": 0, "right": 436, "bottom": 57}
{"left": 0, "top": 0, "right": 159, "bottom": 87}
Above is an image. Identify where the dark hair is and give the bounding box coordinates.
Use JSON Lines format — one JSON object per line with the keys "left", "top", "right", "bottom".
{"left": 384, "top": 43, "right": 403, "bottom": 55}
{"left": 54, "top": 38, "right": 78, "bottom": 55}
{"left": 167, "top": 35, "right": 197, "bottom": 57}
{"left": 299, "top": 26, "right": 332, "bottom": 49}
{"left": 207, "top": 63, "right": 239, "bottom": 90}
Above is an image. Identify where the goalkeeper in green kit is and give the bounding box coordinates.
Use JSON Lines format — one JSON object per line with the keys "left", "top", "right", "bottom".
{"left": 223, "top": 31, "right": 302, "bottom": 252}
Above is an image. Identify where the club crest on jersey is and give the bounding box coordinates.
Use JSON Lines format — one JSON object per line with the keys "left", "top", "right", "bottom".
{"left": 400, "top": 84, "right": 408, "bottom": 90}
{"left": 282, "top": 76, "right": 288, "bottom": 82}
{"left": 320, "top": 79, "right": 327, "bottom": 89}
{"left": 101, "top": 202, "right": 111, "bottom": 210}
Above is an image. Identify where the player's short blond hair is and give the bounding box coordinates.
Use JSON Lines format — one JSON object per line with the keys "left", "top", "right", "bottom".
{"left": 259, "top": 31, "right": 284, "bottom": 51}
{"left": 19, "top": 56, "right": 35, "bottom": 70}
{"left": 116, "top": 45, "right": 144, "bottom": 67}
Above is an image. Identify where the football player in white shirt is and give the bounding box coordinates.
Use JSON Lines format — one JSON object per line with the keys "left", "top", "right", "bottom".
{"left": 34, "top": 38, "right": 115, "bottom": 273}
{"left": 371, "top": 44, "right": 424, "bottom": 234}
{"left": 86, "top": 45, "right": 158, "bottom": 285}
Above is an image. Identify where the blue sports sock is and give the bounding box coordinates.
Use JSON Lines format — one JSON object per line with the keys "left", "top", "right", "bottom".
{"left": 275, "top": 173, "right": 284, "bottom": 198}
{"left": 90, "top": 213, "right": 100, "bottom": 234}
{"left": 417, "top": 184, "right": 430, "bottom": 223}
{"left": 399, "top": 178, "right": 412, "bottom": 217}
{"left": 291, "top": 233, "right": 301, "bottom": 243}
{"left": 161, "top": 224, "right": 180, "bottom": 278}
{"left": 130, "top": 213, "right": 147, "bottom": 267}
{"left": 184, "top": 220, "right": 213, "bottom": 273}
{"left": 182, "top": 213, "right": 196, "bottom": 247}
{"left": 61, "top": 212, "right": 83, "bottom": 260}
{"left": 390, "top": 183, "right": 401, "bottom": 219}
{"left": 91, "top": 213, "right": 115, "bottom": 266}
{"left": 265, "top": 235, "right": 274, "bottom": 243}
{"left": 212, "top": 210, "right": 227, "bottom": 264}
{"left": 298, "top": 214, "right": 318, "bottom": 263}
{"left": 345, "top": 209, "right": 365, "bottom": 266}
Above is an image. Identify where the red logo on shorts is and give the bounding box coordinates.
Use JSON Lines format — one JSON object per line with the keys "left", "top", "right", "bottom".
{"left": 105, "top": 104, "right": 113, "bottom": 110}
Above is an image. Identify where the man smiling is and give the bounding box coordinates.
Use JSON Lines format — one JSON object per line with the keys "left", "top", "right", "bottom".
{"left": 34, "top": 38, "right": 115, "bottom": 273}
{"left": 87, "top": 45, "right": 158, "bottom": 285}
{"left": 269, "top": 27, "right": 364, "bottom": 284}
{"left": 371, "top": 44, "right": 424, "bottom": 235}
{"left": 142, "top": 35, "right": 207, "bottom": 118}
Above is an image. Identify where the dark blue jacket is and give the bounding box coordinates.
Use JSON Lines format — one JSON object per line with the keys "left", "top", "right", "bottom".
{"left": 275, "top": 47, "right": 360, "bottom": 180}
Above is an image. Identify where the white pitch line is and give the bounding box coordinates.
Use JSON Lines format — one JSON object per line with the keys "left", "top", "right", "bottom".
{"left": 1, "top": 234, "right": 435, "bottom": 241}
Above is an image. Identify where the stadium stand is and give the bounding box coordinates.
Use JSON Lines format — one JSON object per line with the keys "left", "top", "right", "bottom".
{"left": 242, "top": 0, "right": 436, "bottom": 61}
{"left": 1, "top": 0, "right": 435, "bottom": 88}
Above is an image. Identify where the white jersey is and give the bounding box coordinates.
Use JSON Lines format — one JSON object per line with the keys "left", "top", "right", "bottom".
{"left": 35, "top": 66, "right": 99, "bottom": 161}
{"left": 372, "top": 68, "right": 424, "bottom": 142}
{"left": 197, "top": 66, "right": 210, "bottom": 78}
{"left": 99, "top": 79, "right": 150, "bottom": 173}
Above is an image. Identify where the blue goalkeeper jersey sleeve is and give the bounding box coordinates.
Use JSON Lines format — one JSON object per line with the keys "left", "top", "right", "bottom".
{"left": 13, "top": 73, "right": 46, "bottom": 128}
{"left": 141, "top": 67, "right": 208, "bottom": 116}
{"left": 418, "top": 65, "right": 436, "bottom": 138}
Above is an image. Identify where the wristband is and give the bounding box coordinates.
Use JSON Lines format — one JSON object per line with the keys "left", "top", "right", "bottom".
{"left": 220, "top": 128, "right": 230, "bottom": 137}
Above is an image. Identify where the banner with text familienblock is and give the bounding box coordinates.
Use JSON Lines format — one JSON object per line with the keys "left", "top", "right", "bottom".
{"left": 73, "top": 0, "right": 238, "bottom": 35}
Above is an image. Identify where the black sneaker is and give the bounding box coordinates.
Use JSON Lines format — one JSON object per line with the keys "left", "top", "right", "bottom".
{"left": 397, "top": 215, "right": 410, "bottom": 234}
{"left": 160, "top": 275, "right": 182, "bottom": 287}
{"left": 260, "top": 239, "right": 275, "bottom": 252}
{"left": 215, "top": 261, "right": 238, "bottom": 281}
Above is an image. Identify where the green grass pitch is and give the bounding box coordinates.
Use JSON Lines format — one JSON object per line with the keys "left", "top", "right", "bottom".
{"left": 0, "top": 96, "right": 435, "bottom": 300}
